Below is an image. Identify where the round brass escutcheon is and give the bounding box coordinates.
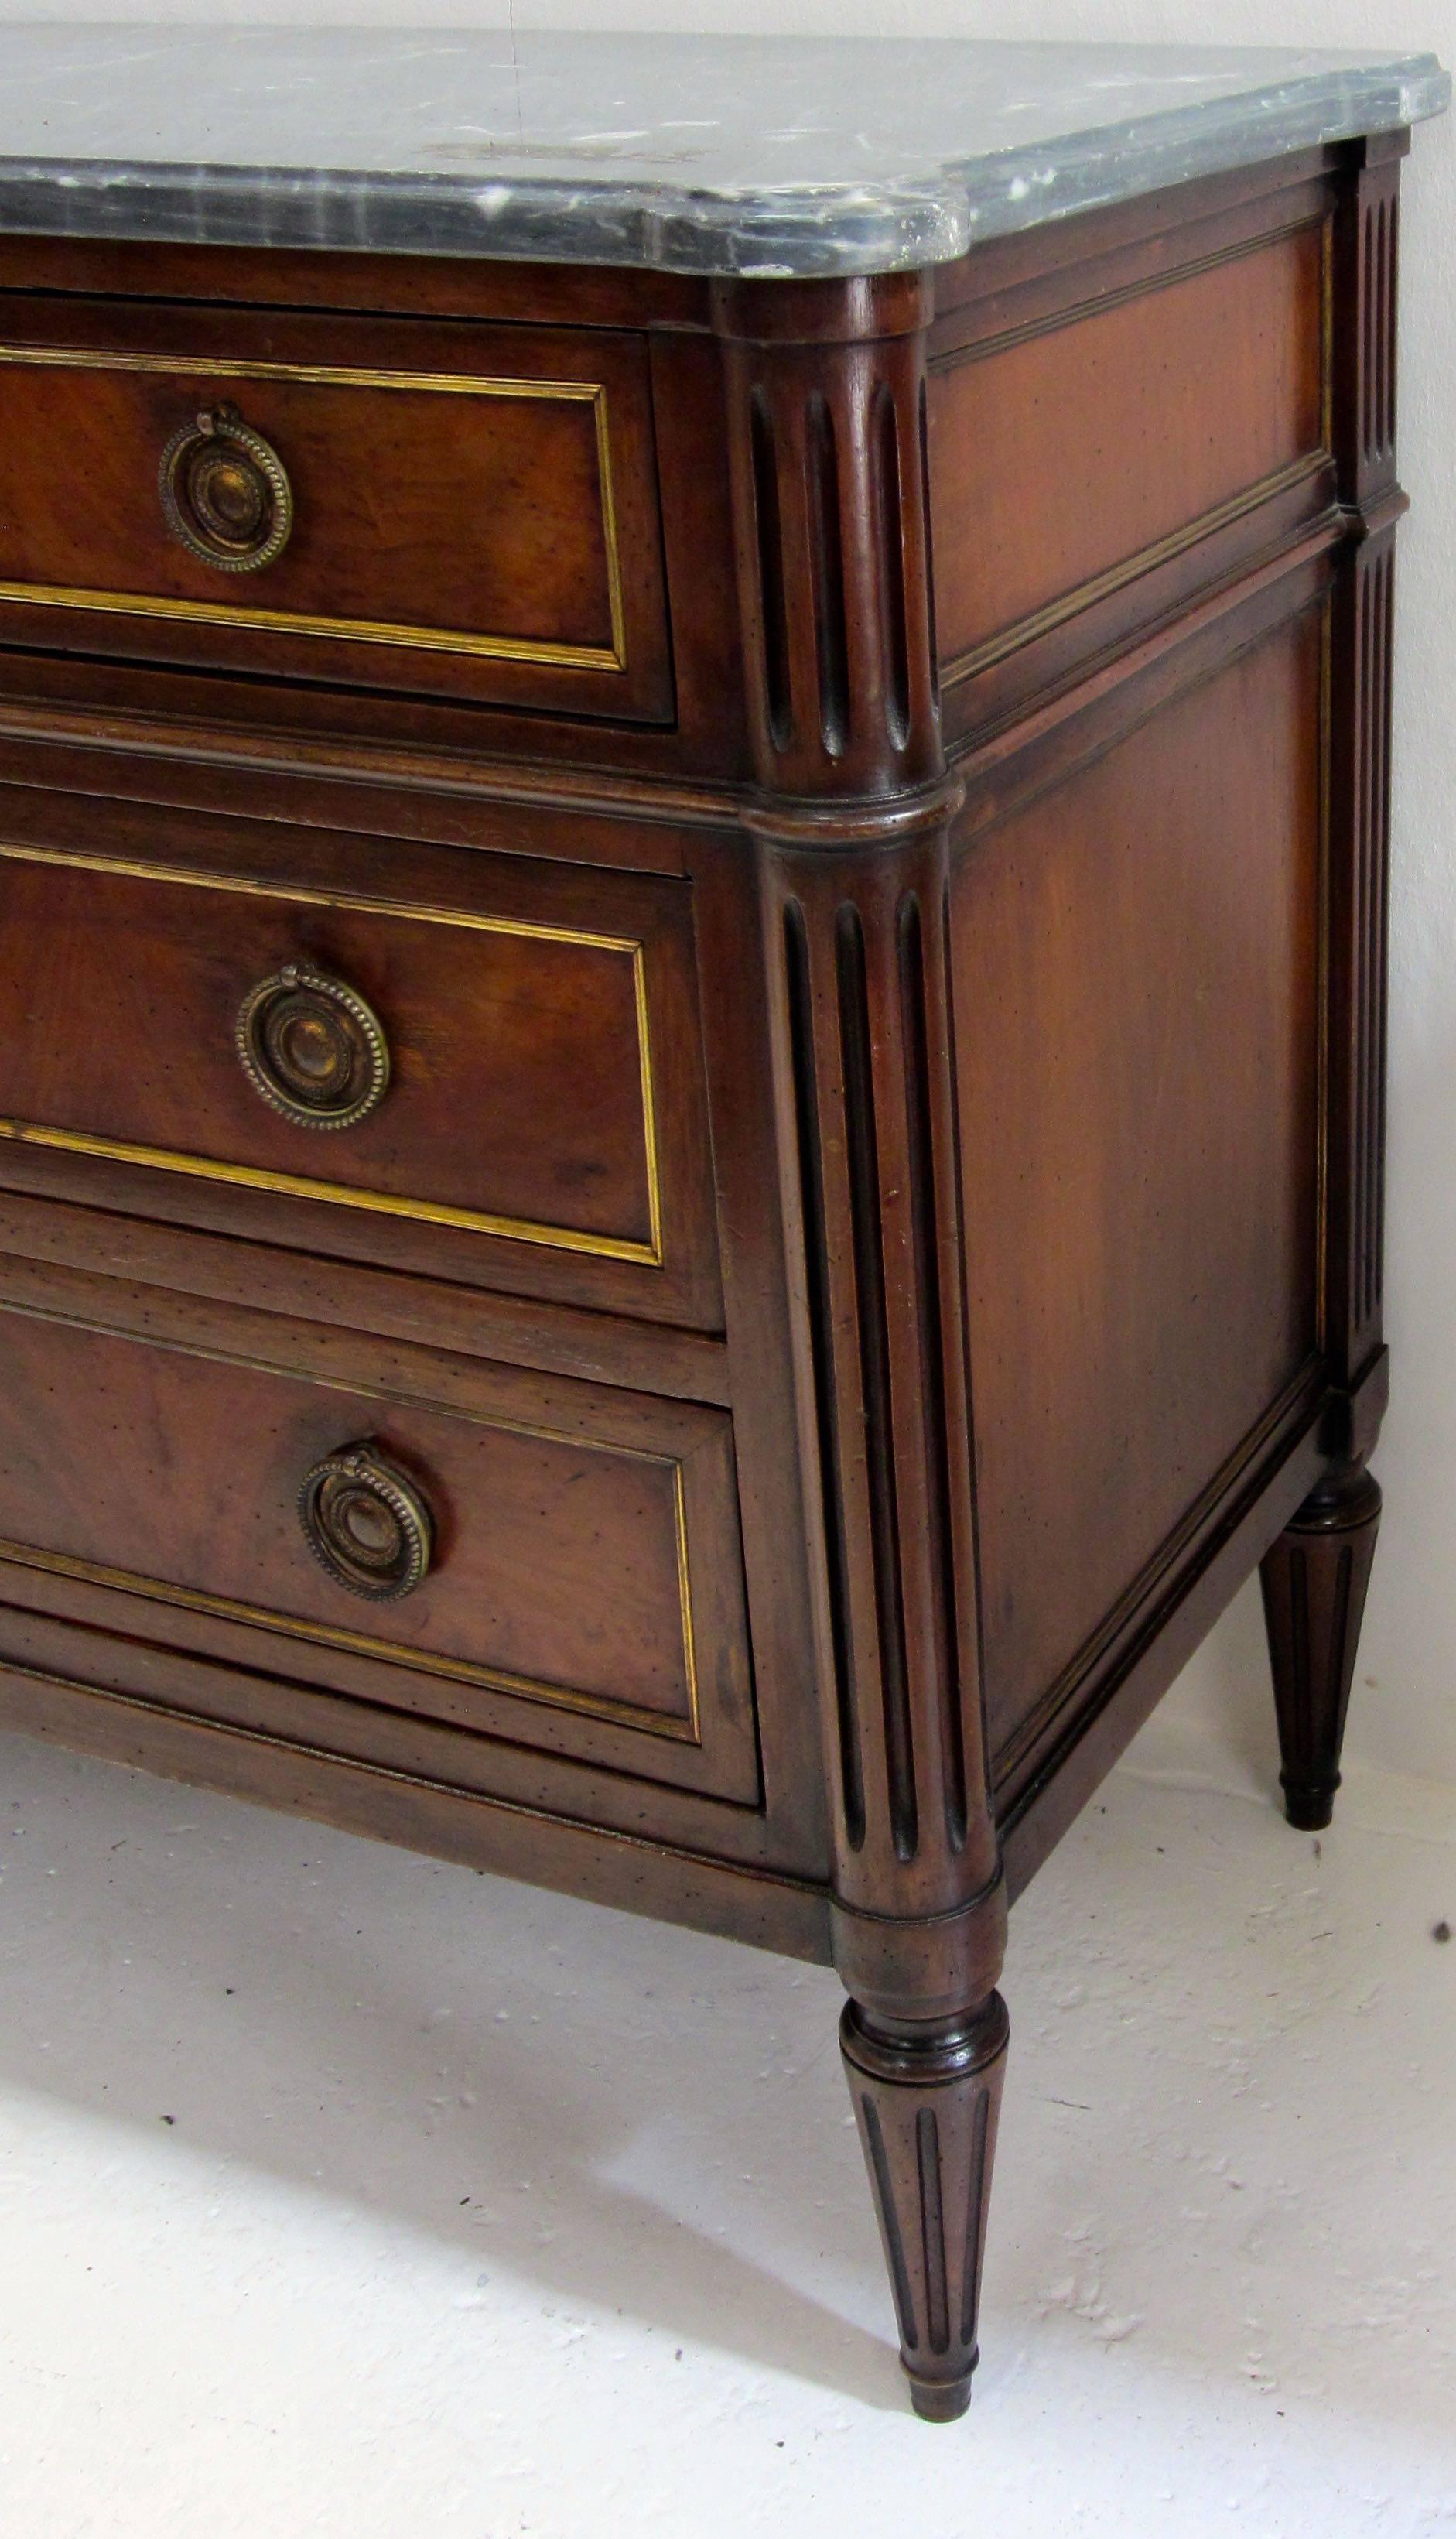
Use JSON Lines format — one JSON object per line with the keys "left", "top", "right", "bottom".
{"left": 159, "top": 402, "right": 294, "bottom": 573}
{"left": 298, "top": 1442, "right": 435, "bottom": 1603}
{"left": 235, "top": 961, "right": 391, "bottom": 1131}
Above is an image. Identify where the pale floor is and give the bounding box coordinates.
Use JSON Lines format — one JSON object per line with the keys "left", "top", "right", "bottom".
{"left": 0, "top": 1690, "right": 1452, "bottom": 2537}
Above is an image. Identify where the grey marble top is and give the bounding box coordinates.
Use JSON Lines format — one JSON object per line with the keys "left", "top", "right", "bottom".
{"left": 0, "top": 29, "right": 1444, "bottom": 278}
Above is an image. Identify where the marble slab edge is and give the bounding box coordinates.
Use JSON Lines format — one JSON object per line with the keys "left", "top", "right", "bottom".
{"left": 0, "top": 57, "right": 1444, "bottom": 278}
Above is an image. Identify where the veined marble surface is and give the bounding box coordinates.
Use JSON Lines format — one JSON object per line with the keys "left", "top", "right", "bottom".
{"left": 0, "top": 29, "right": 1444, "bottom": 275}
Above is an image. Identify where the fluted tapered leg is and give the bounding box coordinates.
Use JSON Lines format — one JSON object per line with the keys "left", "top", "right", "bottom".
{"left": 840, "top": 1991, "right": 1009, "bottom": 2421}
{"left": 1259, "top": 1461, "right": 1383, "bottom": 1831}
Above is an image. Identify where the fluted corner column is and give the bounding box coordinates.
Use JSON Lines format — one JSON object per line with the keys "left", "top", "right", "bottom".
{"left": 713, "top": 270, "right": 942, "bottom": 802}
{"left": 1324, "top": 136, "right": 1404, "bottom": 1394}
{"left": 717, "top": 273, "right": 1007, "bottom": 2418}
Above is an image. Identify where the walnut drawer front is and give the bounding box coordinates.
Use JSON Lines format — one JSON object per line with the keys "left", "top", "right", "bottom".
{"left": 0, "top": 802, "right": 721, "bottom": 1327}
{"left": 0, "top": 1299, "right": 759, "bottom": 1802}
{"left": 0, "top": 298, "right": 672, "bottom": 722}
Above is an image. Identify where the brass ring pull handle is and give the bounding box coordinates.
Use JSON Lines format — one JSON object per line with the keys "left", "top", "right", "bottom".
{"left": 235, "top": 961, "right": 391, "bottom": 1131}
{"left": 299, "top": 1442, "right": 435, "bottom": 1603}
{"left": 159, "top": 402, "right": 294, "bottom": 573}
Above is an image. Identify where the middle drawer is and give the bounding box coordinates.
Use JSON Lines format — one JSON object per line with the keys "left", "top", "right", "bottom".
{"left": 0, "top": 787, "right": 722, "bottom": 1327}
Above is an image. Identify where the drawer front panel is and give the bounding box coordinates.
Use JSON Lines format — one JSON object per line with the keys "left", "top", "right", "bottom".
{"left": 0, "top": 794, "right": 721, "bottom": 1326}
{"left": 0, "top": 1301, "right": 759, "bottom": 1801}
{"left": 0, "top": 300, "right": 672, "bottom": 720}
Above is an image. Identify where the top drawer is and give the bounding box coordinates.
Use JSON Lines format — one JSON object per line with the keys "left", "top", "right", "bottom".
{"left": 0, "top": 298, "right": 672, "bottom": 721}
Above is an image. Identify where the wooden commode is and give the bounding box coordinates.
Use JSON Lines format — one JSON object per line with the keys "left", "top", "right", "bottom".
{"left": 0, "top": 30, "right": 1442, "bottom": 2419}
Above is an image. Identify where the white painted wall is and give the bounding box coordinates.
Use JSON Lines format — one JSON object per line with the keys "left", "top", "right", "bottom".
{"left": 7, "top": 0, "right": 1451, "bottom": 1785}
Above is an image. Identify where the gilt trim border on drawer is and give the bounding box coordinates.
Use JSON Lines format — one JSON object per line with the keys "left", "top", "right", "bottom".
{"left": 0, "top": 840, "right": 665, "bottom": 1268}
{"left": 0, "top": 344, "right": 628, "bottom": 675}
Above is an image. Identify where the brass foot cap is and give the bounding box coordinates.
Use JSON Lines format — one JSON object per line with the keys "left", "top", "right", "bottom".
{"left": 909, "top": 2372, "right": 973, "bottom": 2424}
{"left": 1283, "top": 1781, "right": 1337, "bottom": 1832}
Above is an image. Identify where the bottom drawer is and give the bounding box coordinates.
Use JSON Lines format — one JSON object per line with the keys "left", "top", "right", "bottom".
{"left": 0, "top": 1298, "right": 759, "bottom": 1802}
